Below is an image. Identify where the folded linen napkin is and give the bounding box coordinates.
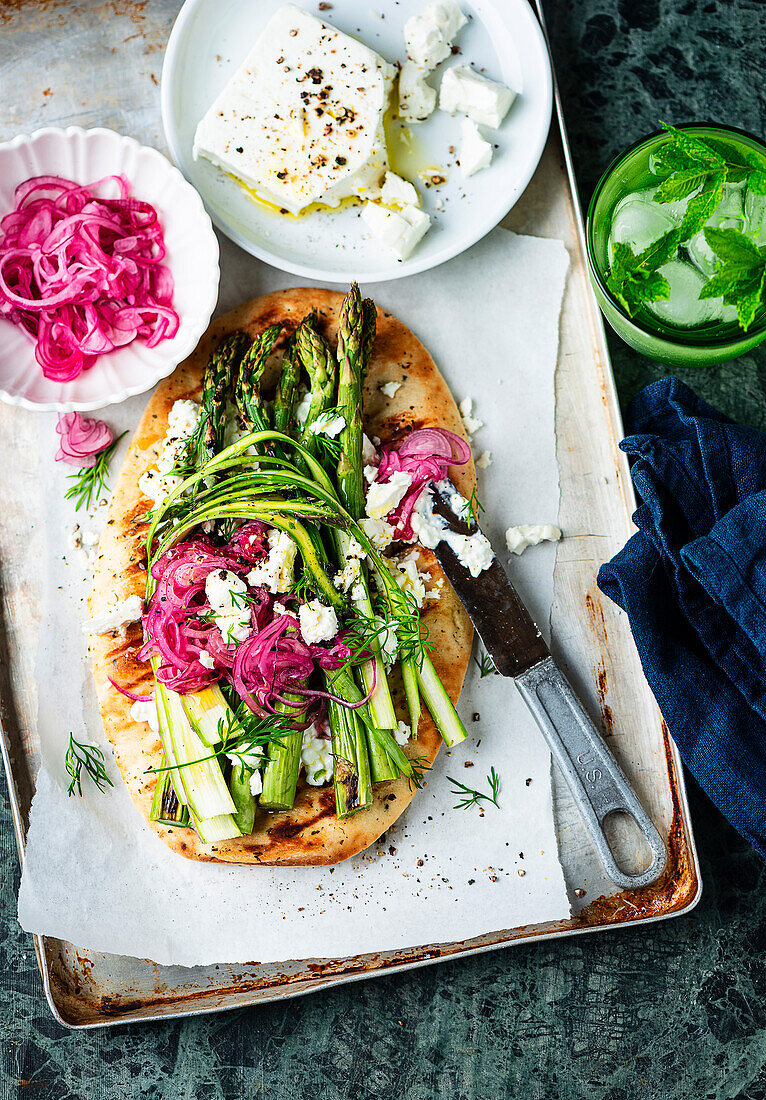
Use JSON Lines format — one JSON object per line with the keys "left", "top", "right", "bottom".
{"left": 598, "top": 377, "right": 766, "bottom": 857}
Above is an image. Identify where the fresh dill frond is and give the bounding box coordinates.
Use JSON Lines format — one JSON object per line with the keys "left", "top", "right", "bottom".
{"left": 474, "top": 650, "right": 498, "bottom": 678}
{"left": 460, "top": 486, "right": 485, "bottom": 524}
{"left": 145, "top": 706, "right": 295, "bottom": 775}
{"left": 65, "top": 734, "right": 114, "bottom": 797}
{"left": 446, "top": 767, "right": 501, "bottom": 811}
{"left": 64, "top": 432, "right": 127, "bottom": 512}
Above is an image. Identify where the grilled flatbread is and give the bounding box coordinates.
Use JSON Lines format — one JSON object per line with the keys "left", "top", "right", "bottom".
{"left": 89, "top": 288, "right": 474, "bottom": 865}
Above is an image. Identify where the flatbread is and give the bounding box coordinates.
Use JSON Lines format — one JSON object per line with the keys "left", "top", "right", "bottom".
{"left": 89, "top": 289, "right": 474, "bottom": 865}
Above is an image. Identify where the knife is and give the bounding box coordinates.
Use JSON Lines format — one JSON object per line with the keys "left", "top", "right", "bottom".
{"left": 426, "top": 480, "right": 667, "bottom": 892}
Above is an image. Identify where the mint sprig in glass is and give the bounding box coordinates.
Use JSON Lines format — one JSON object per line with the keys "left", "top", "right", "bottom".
{"left": 586, "top": 124, "right": 766, "bottom": 367}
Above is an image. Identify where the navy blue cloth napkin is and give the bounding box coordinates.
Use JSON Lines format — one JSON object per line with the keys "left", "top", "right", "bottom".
{"left": 598, "top": 377, "right": 766, "bottom": 857}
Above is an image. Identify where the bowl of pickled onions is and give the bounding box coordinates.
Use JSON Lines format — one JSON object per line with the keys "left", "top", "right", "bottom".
{"left": 0, "top": 126, "right": 219, "bottom": 411}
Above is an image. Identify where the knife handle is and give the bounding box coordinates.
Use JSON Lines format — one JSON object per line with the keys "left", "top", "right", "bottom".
{"left": 515, "top": 656, "right": 667, "bottom": 891}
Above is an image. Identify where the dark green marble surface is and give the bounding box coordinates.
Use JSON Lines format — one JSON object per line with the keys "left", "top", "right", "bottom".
{"left": 2, "top": 1, "right": 766, "bottom": 1097}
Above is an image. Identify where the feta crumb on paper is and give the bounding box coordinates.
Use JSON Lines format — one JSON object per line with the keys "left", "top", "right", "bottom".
{"left": 459, "top": 396, "right": 483, "bottom": 437}
{"left": 476, "top": 451, "right": 492, "bottom": 469}
{"left": 505, "top": 524, "right": 562, "bottom": 556}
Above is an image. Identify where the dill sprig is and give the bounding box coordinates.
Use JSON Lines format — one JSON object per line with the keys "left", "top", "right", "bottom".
{"left": 65, "top": 734, "right": 114, "bottom": 797}
{"left": 146, "top": 705, "right": 295, "bottom": 775}
{"left": 65, "top": 431, "right": 127, "bottom": 512}
{"left": 446, "top": 767, "right": 501, "bottom": 811}
{"left": 460, "top": 487, "right": 484, "bottom": 524}
{"left": 474, "top": 650, "right": 498, "bottom": 678}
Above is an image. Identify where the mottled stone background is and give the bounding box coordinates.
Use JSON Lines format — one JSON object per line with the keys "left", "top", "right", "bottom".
{"left": 2, "top": 1, "right": 766, "bottom": 1097}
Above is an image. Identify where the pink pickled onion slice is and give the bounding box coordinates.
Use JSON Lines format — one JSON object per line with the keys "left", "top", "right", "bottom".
{"left": 55, "top": 411, "right": 113, "bottom": 467}
{"left": 108, "top": 676, "right": 153, "bottom": 703}
{"left": 0, "top": 174, "right": 179, "bottom": 382}
{"left": 374, "top": 428, "right": 471, "bottom": 540}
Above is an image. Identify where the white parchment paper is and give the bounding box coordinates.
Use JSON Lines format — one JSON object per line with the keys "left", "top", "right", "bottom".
{"left": 18, "top": 227, "right": 572, "bottom": 966}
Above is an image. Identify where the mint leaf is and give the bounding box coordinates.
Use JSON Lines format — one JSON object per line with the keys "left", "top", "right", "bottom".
{"left": 606, "top": 234, "right": 677, "bottom": 316}
{"left": 701, "top": 137, "right": 766, "bottom": 191}
{"left": 678, "top": 174, "right": 725, "bottom": 240}
{"left": 704, "top": 225, "right": 760, "bottom": 264}
{"left": 698, "top": 227, "right": 766, "bottom": 331}
{"left": 653, "top": 169, "right": 710, "bottom": 203}
{"left": 660, "top": 123, "right": 725, "bottom": 168}
{"left": 748, "top": 172, "right": 766, "bottom": 196}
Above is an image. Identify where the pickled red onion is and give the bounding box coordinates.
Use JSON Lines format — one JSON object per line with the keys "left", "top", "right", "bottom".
{"left": 0, "top": 174, "right": 179, "bottom": 382}
{"left": 55, "top": 411, "right": 113, "bottom": 467}
{"left": 375, "top": 428, "right": 471, "bottom": 539}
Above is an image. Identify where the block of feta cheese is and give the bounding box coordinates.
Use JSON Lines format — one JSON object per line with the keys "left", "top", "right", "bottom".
{"left": 362, "top": 201, "right": 431, "bottom": 261}
{"left": 405, "top": 1, "right": 467, "bottom": 70}
{"left": 459, "top": 118, "right": 493, "bottom": 177}
{"left": 439, "top": 64, "right": 516, "bottom": 129}
{"left": 505, "top": 524, "right": 562, "bottom": 556}
{"left": 193, "top": 4, "right": 395, "bottom": 216}
{"left": 398, "top": 61, "right": 437, "bottom": 123}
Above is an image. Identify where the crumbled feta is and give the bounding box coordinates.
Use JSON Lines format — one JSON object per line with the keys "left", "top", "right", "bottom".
{"left": 505, "top": 524, "right": 562, "bottom": 556}
{"left": 309, "top": 412, "right": 346, "bottom": 437}
{"left": 405, "top": 1, "right": 467, "bottom": 70}
{"left": 193, "top": 5, "right": 395, "bottom": 215}
{"left": 249, "top": 769, "right": 264, "bottom": 797}
{"left": 394, "top": 720, "right": 412, "bottom": 746}
{"left": 362, "top": 201, "right": 431, "bottom": 261}
{"left": 364, "top": 464, "right": 379, "bottom": 484}
{"left": 84, "top": 593, "right": 144, "bottom": 635}
{"left": 360, "top": 517, "right": 395, "bottom": 551}
{"left": 167, "top": 399, "right": 203, "bottom": 438}
{"left": 204, "top": 569, "right": 252, "bottom": 644}
{"left": 226, "top": 742, "right": 264, "bottom": 772}
{"left": 68, "top": 524, "right": 100, "bottom": 564}
{"left": 301, "top": 726, "right": 334, "bottom": 786}
{"left": 362, "top": 433, "right": 378, "bottom": 465}
{"left": 138, "top": 468, "right": 184, "bottom": 507}
{"left": 439, "top": 65, "right": 515, "bottom": 129}
{"left": 394, "top": 557, "right": 427, "bottom": 608}
{"left": 459, "top": 117, "right": 493, "bottom": 177}
{"left": 130, "top": 697, "right": 159, "bottom": 733}
{"left": 410, "top": 484, "right": 494, "bottom": 577}
{"left": 246, "top": 528, "right": 297, "bottom": 594}
{"left": 459, "top": 396, "right": 483, "bottom": 436}
{"left": 476, "top": 450, "right": 492, "bottom": 469}
{"left": 334, "top": 537, "right": 366, "bottom": 593}
{"left": 299, "top": 599, "right": 339, "bottom": 644}
{"left": 199, "top": 650, "right": 215, "bottom": 670}
{"left": 398, "top": 62, "right": 437, "bottom": 123}
{"left": 381, "top": 171, "right": 420, "bottom": 208}
{"left": 365, "top": 470, "right": 413, "bottom": 519}
{"left": 380, "top": 380, "right": 402, "bottom": 398}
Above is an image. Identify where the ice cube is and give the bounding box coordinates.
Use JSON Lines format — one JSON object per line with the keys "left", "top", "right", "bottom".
{"left": 645, "top": 260, "right": 720, "bottom": 328}
{"left": 714, "top": 181, "right": 745, "bottom": 225}
{"left": 609, "top": 190, "right": 678, "bottom": 259}
{"left": 745, "top": 190, "right": 766, "bottom": 242}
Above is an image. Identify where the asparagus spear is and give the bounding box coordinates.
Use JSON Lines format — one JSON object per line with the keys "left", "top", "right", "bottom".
{"left": 330, "top": 697, "right": 372, "bottom": 817}
{"left": 229, "top": 763, "right": 257, "bottom": 833}
{"left": 295, "top": 315, "right": 337, "bottom": 451}
{"left": 259, "top": 692, "right": 306, "bottom": 811}
{"left": 273, "top": 335, "right": 301, "bottom": 437}
{"left": 189, "top": 332, "right": 249, "bottom": 468}
{"left": 149, "top": 756, "right": 190, "bottom": 827}
{"left": 235, "top": 324, "right": 282, "bottom": 433}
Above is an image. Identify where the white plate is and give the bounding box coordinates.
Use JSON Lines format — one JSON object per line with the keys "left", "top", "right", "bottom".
{"left": 161, "top": 0, "right": 552, "bottom": 283}
{"left": 0, "top": 127, "right": 220, "bottom": 412}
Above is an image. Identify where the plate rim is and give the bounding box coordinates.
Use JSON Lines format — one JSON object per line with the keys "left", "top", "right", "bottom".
{"left": 0, "top": 124, "right": 220, "bottom": 413}
{"left": 160, "top": 0, "right": 554, "bottom": 284}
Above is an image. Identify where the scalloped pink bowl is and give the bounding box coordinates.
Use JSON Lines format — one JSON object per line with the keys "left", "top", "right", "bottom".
{"left": 0, "top": 127, "right": 220, "bottom": 412}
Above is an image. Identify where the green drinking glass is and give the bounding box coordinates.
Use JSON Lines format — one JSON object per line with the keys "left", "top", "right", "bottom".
{"left": 585, "top": 124, "right": 766, "bottom": 367}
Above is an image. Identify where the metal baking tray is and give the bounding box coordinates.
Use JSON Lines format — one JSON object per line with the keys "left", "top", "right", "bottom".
{"left": 0, "top": 0, "right": 700, "bottom": 1027}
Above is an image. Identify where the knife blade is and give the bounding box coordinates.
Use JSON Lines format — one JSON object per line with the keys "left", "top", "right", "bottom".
{"left": 426, "top": 479, "right": 667, "bottom": 892}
